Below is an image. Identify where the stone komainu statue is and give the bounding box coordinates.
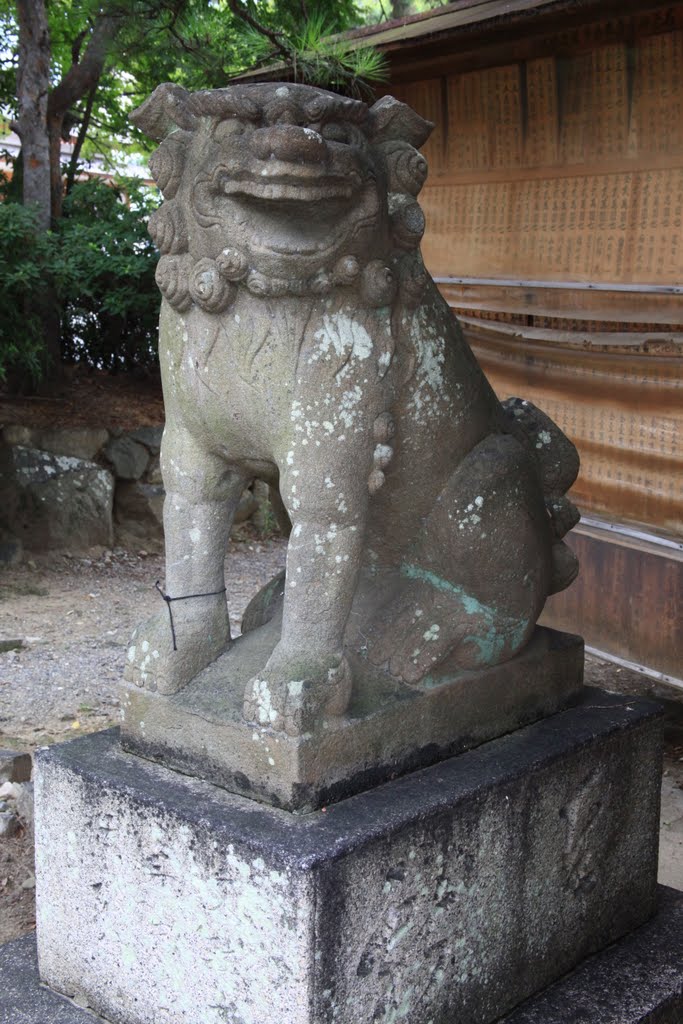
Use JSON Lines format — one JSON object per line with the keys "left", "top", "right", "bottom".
{"left": 126, "top": 82, "right": 580, "bottom": 736}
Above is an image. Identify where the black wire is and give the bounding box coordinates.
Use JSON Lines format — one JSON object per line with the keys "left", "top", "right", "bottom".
{"left": 155, "top": 580, "right": 227, "bottom": 651}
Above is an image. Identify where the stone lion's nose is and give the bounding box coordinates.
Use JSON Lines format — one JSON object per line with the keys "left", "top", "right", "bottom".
{"left": 249, "top": 125, "right": 327, "bottom": 164}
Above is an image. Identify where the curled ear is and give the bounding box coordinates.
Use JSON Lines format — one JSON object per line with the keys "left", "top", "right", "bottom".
{"left": 368, "top": 95, "right": 433, "bottom": 149}
{"left": 130, "top": 83, "right": 198, "bottom": 141}
{"left": 148, "top": 131, "right": 191, "bottom": 198}
{"left": 381, "top": 140, "right": 428, "bottom": 196}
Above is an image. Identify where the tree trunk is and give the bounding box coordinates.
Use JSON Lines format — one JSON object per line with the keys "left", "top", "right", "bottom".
{"left": 66, "top": 84, "right": 97, "bottom": 194}
{"left": 47, "top": 12, "right": 119, "bottom": 222}
{"left": 48, "top": 111, "right": 65, "bottom": 224}
{"left": 11, "top": 0, "right": 60, "bottom": 392}
{"left": 14, "top": 0, "right": 51, "bottom": 230}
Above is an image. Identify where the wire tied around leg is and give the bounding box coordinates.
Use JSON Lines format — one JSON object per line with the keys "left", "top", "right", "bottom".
{"left": 155, "top": 580, "right": 227, "bottom": 652}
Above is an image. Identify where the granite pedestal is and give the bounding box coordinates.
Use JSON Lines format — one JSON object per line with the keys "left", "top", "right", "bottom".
{"left": 31, "top": 689, "right": 666, "bottom": 1024}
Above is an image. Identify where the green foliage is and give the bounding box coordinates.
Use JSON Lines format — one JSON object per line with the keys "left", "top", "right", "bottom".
{"left": 0, "top": 179, "right": 161, "bottom": 385}
{"left": 0, "top": 201, "right": 54, "bottom": 386}
{"left": 55, "top": 178, "right": 161, "bottom": 371}
{"left": 275, "top": 11, "right": 389, "bottom": 98}
{"left": 1, "top": 0, "right": 385, "bottom": 167}
{"left": 0, "top": 0, "right": 395, "bottom": 389}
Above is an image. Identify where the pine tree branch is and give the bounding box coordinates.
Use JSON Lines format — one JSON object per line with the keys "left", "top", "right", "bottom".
{"left": 71, "top": 27, "right": 88, "bottom": 67}
{"left": 49, "top": 12, "right": 121, "bottom": 120}
{"left": 227, "top": 0, "right": 291, "bottom": 61}
{"left": 166, "top": 23, "right": 203, "bottom": 56}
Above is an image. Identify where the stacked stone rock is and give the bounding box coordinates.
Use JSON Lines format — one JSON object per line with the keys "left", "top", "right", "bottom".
{"left": 0, "top": 749, "right": 32, "bottom": 839}
{"left": 0, "top": 423, "right": 269, "bottom": 558}
{"left": 0, "top": 424, "right": 164, "bottom": 554}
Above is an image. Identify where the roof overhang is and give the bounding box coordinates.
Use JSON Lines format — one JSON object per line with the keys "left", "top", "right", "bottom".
{"left": 230, "top": 0, "right": 672, "bottom": 85}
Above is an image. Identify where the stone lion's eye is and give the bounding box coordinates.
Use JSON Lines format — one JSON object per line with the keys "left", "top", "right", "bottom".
{"left": 322, "top": 122, "right": 350, "bottom": 144}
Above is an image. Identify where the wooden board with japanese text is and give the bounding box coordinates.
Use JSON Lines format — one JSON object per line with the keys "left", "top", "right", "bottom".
{"left": 387, "top": 7, "right": 683, "bottom": 535}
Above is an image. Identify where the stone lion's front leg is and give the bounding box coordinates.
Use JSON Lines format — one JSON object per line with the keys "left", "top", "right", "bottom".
{"left": 125, "top": 428, "right": 246, "bottom": 694}
{"left": 243, "top": 451, "right": 370, "bottom": 736}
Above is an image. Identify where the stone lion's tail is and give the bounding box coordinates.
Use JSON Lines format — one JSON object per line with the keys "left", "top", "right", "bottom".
{"left": 501, "top": 397, "right": 581, "bottom": 595}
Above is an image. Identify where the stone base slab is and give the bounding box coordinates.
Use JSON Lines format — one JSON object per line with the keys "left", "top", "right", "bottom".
{"left": 121, "top": 624, "right": 584, "bottom": 811}
{"left": 5, "top": 887, "right": 683, "bottom": 1023}
{"left": 502, "top": 886, "right": 683, "bottom": 1023}
{"left": 34, "top": 690, "right": 662, "bottom": 1024}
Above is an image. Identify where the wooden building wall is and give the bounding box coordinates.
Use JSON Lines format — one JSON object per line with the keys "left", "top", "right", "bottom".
{"left": 382, "top": 3, "right": 683, "bottom": 680}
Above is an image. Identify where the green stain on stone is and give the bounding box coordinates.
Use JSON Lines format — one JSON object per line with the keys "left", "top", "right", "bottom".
{"left": 462, "top": 627, "right": 507, "bottom": 665}
{"left": 387, "top": 922, "right": 413, "bottom": 951}
{"left": 400, "top": 562, "right": 528, "bottom": 669}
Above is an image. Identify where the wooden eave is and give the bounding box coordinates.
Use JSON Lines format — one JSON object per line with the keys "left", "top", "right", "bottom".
{"left": 367, "top": 0, "right": 679, "bottom": 81}
{"left": 230, "top": 0, "right": 678, "bottom": 85}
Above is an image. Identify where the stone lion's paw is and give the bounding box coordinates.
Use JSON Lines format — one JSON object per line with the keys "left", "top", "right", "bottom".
{"left": 123, "top": 613, "right": 172, "bottom": 692}
{"left": 124, "top": 602, "right": 230, "bottom": 695}
{"left": 367, "top": 589, "right": 452, "bottom": 684}
{"left": 243, "top": 649, "right": 352, "bottom": 737}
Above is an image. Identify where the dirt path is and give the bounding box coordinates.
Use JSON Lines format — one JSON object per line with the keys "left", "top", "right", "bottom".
{"left": 0, "top": 545, "right": 681, "bottom": 944}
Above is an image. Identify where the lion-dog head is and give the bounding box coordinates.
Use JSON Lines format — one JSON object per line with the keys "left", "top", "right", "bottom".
{"left": 132, "top": 82, "right": 434, "bottom": 313}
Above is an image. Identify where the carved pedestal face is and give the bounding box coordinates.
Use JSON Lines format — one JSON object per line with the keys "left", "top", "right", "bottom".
{"left": 35, "top": 692, "right": 663, "bottom": 1024}
{"left": 123, "top": 79, "right": 583, "bottom": 787}
{"left": 7, "top": 889, "right": 683, "bottom": 1024}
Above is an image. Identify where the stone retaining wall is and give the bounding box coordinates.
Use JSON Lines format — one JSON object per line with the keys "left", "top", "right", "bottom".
{"left": 0, "top": 425, "right": 279, "bottom": 563}
{"left": 0, "top": 425, "right": 164, "bottom": 560}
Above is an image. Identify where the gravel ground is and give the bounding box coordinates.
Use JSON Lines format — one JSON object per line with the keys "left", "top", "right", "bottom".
{"left": 0, "top": 535, "right": 287, "bottom": 747}
{"left": 0, "top": 542, "right": 681, "bottom": 944}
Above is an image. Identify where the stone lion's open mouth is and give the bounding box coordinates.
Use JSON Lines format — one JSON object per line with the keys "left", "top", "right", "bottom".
{"left": 227, "top": 189, "right": 358, "bottom": 255}
{"left": 221, "top": 171, "right": 361, "bottom": 204}
{"left": 208, "top": 168, "right": 380, "bottom": 259}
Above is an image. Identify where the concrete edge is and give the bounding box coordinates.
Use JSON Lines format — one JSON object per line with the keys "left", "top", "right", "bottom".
{"left": 34, "top": 688, "right": 664, "bottom": 870}
{"left": 499, "top": 885, "right": 683, "bottom": 1023}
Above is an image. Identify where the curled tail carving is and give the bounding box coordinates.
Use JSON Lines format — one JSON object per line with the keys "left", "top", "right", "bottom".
{"left": 501, "top": 397, "right": 580, "bottom": 595}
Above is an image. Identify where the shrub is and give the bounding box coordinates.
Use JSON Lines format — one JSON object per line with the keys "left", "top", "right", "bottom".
{"left": 0, "top": 201, "right": 54, "bottom": 387}
{"left": 0, "top": 177, "right": 162, "bottom": 390}
{"left": 56, "top": 178, "right": 161, "bottom": 372}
